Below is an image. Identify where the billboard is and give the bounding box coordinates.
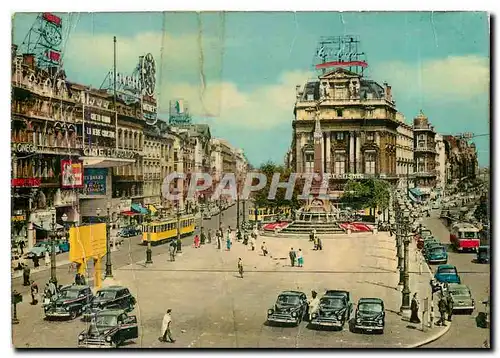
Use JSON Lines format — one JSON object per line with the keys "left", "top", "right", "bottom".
{"left": 83, "top": 168, "right": 107, "bottom": 196}
{"left": 69, "top": 223, "right": 107, "bottom": 263}
{"left": 61, "top": 160, "right": 83, "bottom": 188}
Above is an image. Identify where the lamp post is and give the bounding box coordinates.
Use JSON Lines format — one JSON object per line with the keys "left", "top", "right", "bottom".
{"left": 218, "top": 200, "right": 222, "bottom": 232}
{"left": 145, "top": 211, "right": 153, "bottom": 264}
{"left": 50, "top": 213, "right": 57, "bottom": 286}
{"left": 397, "top": 200, "right": 404, "bottom": 285}
{"left": 236, "top": 179, "right": 240, "bottom": 233}
{"left": 242, "top": 196, "right": 246, "bottom": 226}
{"left": 176, "top": 201, "right": 182, "bottom": 253}
{"left": 400, "top": 207, "right": 412, "bottom": 315}
{"left": 105, "top": 203, "right": 113, "bottom": 277}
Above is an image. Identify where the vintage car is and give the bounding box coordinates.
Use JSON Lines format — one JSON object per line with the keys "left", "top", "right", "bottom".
{"left": 267, "top": 291, "right": 308, "bottom": 326}
{"left": 434, "top": 264, "right": 461, "bottom": 284}
{"left": 424, "top": 245, "right": 448, "bottom": 264}
{"left": 118, "top": 227, "right": 141, "bottom": 238}
{"left": 310, "top": 291, "right": 353, "bottom": 328}
{"left": 83, "top": 286, "right": 136, "bottom": 321}
{"left": 44, "top": 285, "right": 93, "bottom": 320}
{"left": 446, "top": 283, "right": 475, "bottom": 314}
{"left": 353, "top": 298, "right": 385, "bottom": 334}
{"left": 27, "top": 241, "right": 61, "bottom": 259}
{"left": 421, "top": 239, "right": 441, "bottom": 254}
{"left": 78, "top": 309, "right": 138, "bottom": 348}
{"left": 477, "top": 246, "right": 490, "bottom": 264}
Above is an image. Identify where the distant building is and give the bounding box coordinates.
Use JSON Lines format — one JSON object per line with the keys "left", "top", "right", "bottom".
{"left": 443, "top": 135, "right": 478, "bottom": 182}
{"left": 395, "top": 112, "right": 414, "bottom": 190}
{"left": 412, "top": 111, "right": 437, "bottom": 196}
{"left": 434, "top": 133, "right": 447, "bottom": 190}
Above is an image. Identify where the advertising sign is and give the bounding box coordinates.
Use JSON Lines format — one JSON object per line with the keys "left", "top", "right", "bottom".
{"left": 83, "top": 168, "right": 108, "bottom": 196}
{"left": 69, "top": 223, "right": 107, "bottom": 262}
{"left": 61, "top": 160, "right": 84, "bottom": 188}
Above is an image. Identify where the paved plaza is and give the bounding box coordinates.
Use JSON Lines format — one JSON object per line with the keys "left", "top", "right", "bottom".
{"left": 12, "top": 229, "right": 448, "bottom": 348}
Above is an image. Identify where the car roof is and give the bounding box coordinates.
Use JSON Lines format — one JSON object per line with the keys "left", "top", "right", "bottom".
{"left": 280, "top": 291, "right": 304, "bottom": 296}
{"left": 437, "top": 264, "right": 456, "bottom": 269}
{"left": 447, "top": 283, "right": 468, "bottom": 290}
{"left": 324, "top": 290, "right": 349, "bottom": 297}
{"left": 98, "top": 286, "right": 126, "bottom": 292}
{"left": 358, "top": 298, "right": 383, "bottom": 304}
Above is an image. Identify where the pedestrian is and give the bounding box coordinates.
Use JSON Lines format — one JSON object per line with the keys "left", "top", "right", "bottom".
{"left": 193, "top": 234, "right": 200, "bottom": 248}
{"left": 261, "top": 242, "right": 268, "bottom": 256}
{"left": 438, "top": 293, "right": 448, "bottom": 326}
{"left": 308, "top": 291, "right": 320, "bottom": 320}
{"left": 207, "top": 229, "right": 212, "bottom": 244}
{"left": 48, "top": 279, "right": 57, "bottom": 297}
{"left": 44, "top": 250, "right": 50, "bottom": 266}
{"left": 160, "top": 309, "right": 175, "bottom": 343}
{"left": 33, "top": 255, "right": 39, "bottom": 268}
{"left": 297, "top": 249, "right": 304, "bottom": 267}
{"left": 238, "top": 258, "right": 244, "bottom": 278}
{"left": 30, "top": 280, "right": 39, "bottom": 305}
{"left": 216, "top": 232, "right": 221, "bottom": 250}
{"left": 446, "top": 295, "right": 454, "bottom": 322}
{"left": 317, "top": 237, "right": 323, "bottom": 251}
{"left": 200, "top": 231, "right": 206, "bottom": 245}
{"left": 289, "top": 248, "right": 296, "bottom": 267}
{"left": 226, "top": 234, "right": 232, "bottom": 251}
{"left": 22, "top": 264, "right": 30, "bottom": 286}
{"left": 176, "top": 238, "right": 182, "bottom": 253}
{"left": 313, "top": 236, "right": 319, "bottom": 250}
{"left": 249, "top": 234, "right": 256, "bottom": 251}
{"left": 19, "top": 240, "right": 25, "bottom": 255}
{"left": 309, "top": 231, "right": 314, "bottom": 242}
{"left": 410, "top": 293, "right": 421, "bottom": 323}
{"left": 169, "top": 241, "right": 176, "bottom": 262}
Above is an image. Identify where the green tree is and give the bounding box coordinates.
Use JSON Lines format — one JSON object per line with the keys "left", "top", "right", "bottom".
{"left": 368, "top": 179, "right": 391, "bottom": 212}
{"left": 340, "top": 179, "right": 371, "bottom": 210}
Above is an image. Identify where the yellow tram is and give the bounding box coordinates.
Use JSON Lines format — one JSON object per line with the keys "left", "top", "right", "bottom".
{"left": 141, "top": 214, "right": 196, "bottom": 245}
{"left": 248, "top": 206, "right": 291, "bottom": 223}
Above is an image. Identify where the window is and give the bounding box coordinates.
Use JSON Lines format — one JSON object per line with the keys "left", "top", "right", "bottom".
{"left": 336, "top": 132, "right": 344, "bottom": 141}
{"left": 365, "top": 151, "right": 376, "bottom": 174}
{"left": 336, "top": 109, "right": 343, "bottom": 117}
{"left": 366, "top": 132, "right": 374, "bottom": 141}
{"left": 334, "top": 152, "right": 346, "bottom": 174}
{"left": 305, "top": 152, "right": 314, "bottom": 174}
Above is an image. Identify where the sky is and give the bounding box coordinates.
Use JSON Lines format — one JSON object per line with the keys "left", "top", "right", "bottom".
{"left": 11, "top": 12, "right": 490, "bottom": 167}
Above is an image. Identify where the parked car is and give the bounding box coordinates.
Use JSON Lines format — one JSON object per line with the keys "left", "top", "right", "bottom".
{"left": 83, "top": 286, "right": 136, "bottom": 321}
{"left": 446, "top": 283, "right": 475, "bottom": 314}
{"left": 27, "top": 241, "right": 61, "bottom": 259}
{"left": 310, "top": 290, "right": 353, "bottom": 329}
{"left": 44, "top": 285, "right": 93, "bottom": 320}
{"left": 78, "top": 309, "right": 138, "bottom": 348}
{"left": 266, "top": 291, "right": 309, "bottom": 326}
{"left": 434, "top": 264, "right": 461, "bottom": 284}
{"left": 353, "top": 298, "right": 385, "bottom": 334}
{"left": 477, "top": 246, "right": 490, "bottom": 264}
{"left": 424, "top": 245, "right": 448, "bottom": 264}
{"left": 57, "top": 240, "right": 70, "bottom": 253}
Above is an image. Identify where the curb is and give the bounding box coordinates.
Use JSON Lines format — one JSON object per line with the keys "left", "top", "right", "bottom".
{"left": 406, "top": 322, "right": 452, "bottom": 348}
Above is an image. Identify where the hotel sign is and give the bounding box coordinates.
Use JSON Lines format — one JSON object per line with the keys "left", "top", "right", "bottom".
{"left": 83, "top": 147, "right": 137, "bottom": 159}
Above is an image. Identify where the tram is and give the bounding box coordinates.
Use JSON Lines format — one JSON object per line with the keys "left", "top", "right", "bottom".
{"left": 248, "top": 206, "right": 291, "bottom": 224}
{"left": 141, "top": 214, "right": 196, "bottom": 245}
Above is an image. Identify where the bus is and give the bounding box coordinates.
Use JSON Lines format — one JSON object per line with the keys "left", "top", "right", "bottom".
{"left": 141, "top": 214, "right": 196, "bottom": 245}
{"left": 450, "top": 222, "right": 480, "bottom": 252}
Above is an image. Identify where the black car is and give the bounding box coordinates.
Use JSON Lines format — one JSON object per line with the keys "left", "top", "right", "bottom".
{"left": 78, "top": 309, "right": 138, "bottom": 348}
{"left": 353, "top": 298, "right": 385, "bottom": 334}
{"left": 44, "top": 285, "right": 93, "bottom": 320}
{"left": 267, "top": 291, "right": 308, "bottom": 326}
{"left": 310, "top": 291, "right": 353, "bottom": 329}
{"left": 83, "top": 286, "right": 136, "bottom": 321}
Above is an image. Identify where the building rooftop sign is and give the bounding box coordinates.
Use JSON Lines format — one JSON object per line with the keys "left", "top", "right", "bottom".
{"left": 314, "top": 35, "right": 367, "bottom": 75}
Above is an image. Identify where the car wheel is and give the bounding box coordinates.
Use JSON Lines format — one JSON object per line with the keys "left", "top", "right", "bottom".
{"left": 70, "top": 310, "right": 77, "bottom": 320}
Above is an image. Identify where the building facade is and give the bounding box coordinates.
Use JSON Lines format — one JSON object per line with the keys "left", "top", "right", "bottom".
{"left": 291, "top": 68, "right": 399, "bottom": 200}
{"left": 395, "top": 112, "right": 415, "bottom": 190}
{"left": 443, "top": 135, "right": 479, "bottom": 182}
{"left": 412, "top": 111, "right": 437, "bottom": 194}
{"left": 434, "top": 133, "right": 447, "bottom": 190}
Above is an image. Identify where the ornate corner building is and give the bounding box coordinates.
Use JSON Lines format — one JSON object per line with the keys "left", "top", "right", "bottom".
{"left": 290, "top": 68, "right": 399, "bottom": 201}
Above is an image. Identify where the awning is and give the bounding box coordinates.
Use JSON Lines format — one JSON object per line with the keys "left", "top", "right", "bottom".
{"left": 148, "top": 205, "right": 158, "bottom": 214}
{"left": 33, "top": 222, "right": 64, "bottom": 231}
{"left": 121, "top": 211, "right": 140, "bottom": 216}
{"left": 409, "top": 188, "right": 423, "bottom": 197}
{"left": 131, "top": 203, "right": 148, "bottom": 215}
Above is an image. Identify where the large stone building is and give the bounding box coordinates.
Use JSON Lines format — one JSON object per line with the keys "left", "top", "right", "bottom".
{"left": 395, "top": 112, "right": 414, "bottom": 190}
{"left": 443, "top": 135, "right": 478, "bottom": 182}
{"left": 290, "top": 68, "right": 399, "bottom": 201}
{"left": 434, "top": 133, "right": 447, "bottom": 190}
{"left": 412, "top": 111, "right": 437, "bottom": 195}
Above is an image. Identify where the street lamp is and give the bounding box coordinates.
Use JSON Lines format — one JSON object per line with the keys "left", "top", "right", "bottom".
{"left": 145, "top": 211, "right": 153, "bottom": 264}
{"left": 176, "top": 201, "right": 181, "bottom": 253}
{"left": 50, "top": 213, "right": 57, "bottom": 286}
{"left": 400, "top": 207, "right": 412, "bottom": 316}
{"left": 105, "top": 202, "right": 113, "bottom": 278}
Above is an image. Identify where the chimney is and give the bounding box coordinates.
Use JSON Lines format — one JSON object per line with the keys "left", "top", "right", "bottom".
{"left": 384, "top": 82, "right": 392, "bottom": 102}
{"left": 23, "top": 53, "right": 36, "bottom": 70}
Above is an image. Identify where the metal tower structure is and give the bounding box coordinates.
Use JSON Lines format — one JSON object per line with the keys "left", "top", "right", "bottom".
{"left": 313, "top": 35, "right": 367, "bottom": 76}
{"left": 18, "top": 13, "right": 64, "bottom": 70}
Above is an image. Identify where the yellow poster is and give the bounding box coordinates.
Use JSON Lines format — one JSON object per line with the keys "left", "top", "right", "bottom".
{"left": 69, "top": 223, "right": 107, "bottom": 263}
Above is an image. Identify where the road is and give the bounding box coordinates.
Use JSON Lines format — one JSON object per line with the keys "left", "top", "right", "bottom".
{"left": 420, "top": 217, "right": 490, "bottom": 348}
{"left": 12, "top": 203, "right": 243, "bottom": 297}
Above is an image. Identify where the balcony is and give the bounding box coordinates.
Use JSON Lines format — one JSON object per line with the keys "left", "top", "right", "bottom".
{"left": 415, "top": 146, "right": 436, "bottom": 154}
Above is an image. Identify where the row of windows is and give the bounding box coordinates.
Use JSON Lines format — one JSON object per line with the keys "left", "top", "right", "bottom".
{"left": 145, "top": 218, "right": 195, "bottom": 233}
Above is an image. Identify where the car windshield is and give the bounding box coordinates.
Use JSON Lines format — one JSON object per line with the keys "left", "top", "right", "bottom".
{"left": 320, "top": 297, "right": 344, "bottom": 308}
{"left": 277, "top": 295, "right": 300, "bottom": 305}
{"left": 59, "top": 289, "right": 79, "bottom": 299}
{"left": 97, "top": 291, "right": 116, "bottom": 299}
{"left": 450, "top": 288, "right": 469, "bottom": 296}
{"left": 438, "top": 268, "right": 457, "bottom": 275}
{"left": 460, "top": 231, "right": 478, "bottom": 239}
{"left": 358, "top": 303, "right": 383, "bottom": 313}
{"left": 95, "top": 315, "right": 118, "bottom": 327}
{"left": 430, "top": 247, "right": 445, "bottom": 254}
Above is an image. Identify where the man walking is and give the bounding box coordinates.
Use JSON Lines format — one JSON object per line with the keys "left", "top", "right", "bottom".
{"left": 261, "top": 242, "right": 268, "bottom": 257}
{"left": 30, "top": 280, "right": 39, "bottom": 305}
{"left": 169, "top": 241, "right": 176, "bottom": 262}
{"left": 238, "top": 258, "right": 244, "bottom": 278}
{"left": 289, "top": 248, "right": 296, "bottom": 267}
{"left": 22, "top": 264, "right": 30, "bottom": 286}
{"left": 160, "top": 309, "right": 175, "bottom": 343}
{"left": 437, "top": 293, "right": 448, "bottom": 326}
{"left": 446, "top": 295, "right": 454, "bottom": 322}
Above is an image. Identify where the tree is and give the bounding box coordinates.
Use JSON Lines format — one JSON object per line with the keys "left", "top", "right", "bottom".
{"left": 340, "top": 179, "right": 371, "bottom": 210}
{"left": 368, "top": 179, "right": 391, "bottom": 212}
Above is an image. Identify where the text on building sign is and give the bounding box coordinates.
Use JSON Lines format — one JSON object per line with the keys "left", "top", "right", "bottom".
{"left": 83, "top": 147, "right": 136, "bottom": 159}
{"left": 87, "top": 112, "right": 112, "bottom": 124}
{"left": 12, "top": 143, "right": 37, "bottom": 153}
{"left": 86, "top": 127, "right": 115, "bottom": 139}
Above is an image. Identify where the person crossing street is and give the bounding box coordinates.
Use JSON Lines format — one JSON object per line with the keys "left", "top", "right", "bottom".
{"left": 238, "top": 258, "right": 244, "bottom": 278}
{"left": 160, "top": 309, "right": 175, "bottom": 343}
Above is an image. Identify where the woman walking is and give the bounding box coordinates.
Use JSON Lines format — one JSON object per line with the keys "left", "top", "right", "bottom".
{"left": 297, "top": 249, "right": 304, "bottom": 267}
{"left": 226, "top": 231, "right": 232, "bottom": 251}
